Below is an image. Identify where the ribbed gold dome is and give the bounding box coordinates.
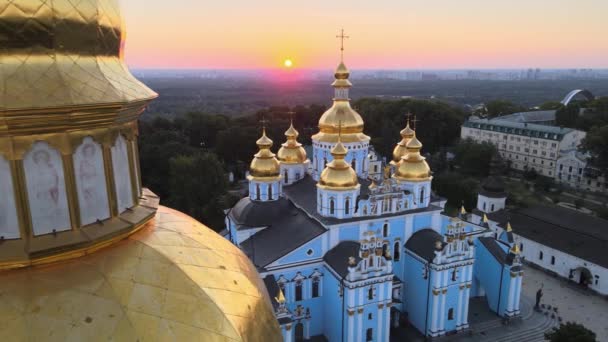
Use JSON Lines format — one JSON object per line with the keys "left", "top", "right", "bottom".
{"left": 277, "top": 122, "right": 308, "bottom": 164}
{"left": 393, "top": 133, "right": 432, "bottom": 182}
{"left": 249, "top": 129, "right": 281, "bottom": 179}
{"left": 318, "top": 139, "right": 359, "bottom": 190}
{"left": 391, "top": 120, "right": 416, "bottom": 165}
{"left": 312, "top": 62, "right": 370, "bottom": 144}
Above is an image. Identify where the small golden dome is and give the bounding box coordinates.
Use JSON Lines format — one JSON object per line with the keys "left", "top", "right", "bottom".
{"left": 277, "top": 122, "right": 308, "bottom": 164}
{"left": 391, "top": 120, "right": 416, "bottom": 165}
{"left": 393, "top": 133, "right": 432, "bottom": 182}
{"left": 335, "top": 61, "right": 350, "bottom": 79}
{"left": 318, "top": 140, "right": 359, "bottom": 190}
{"left": 249, "top": 129, "right": 281, "bottom": 179}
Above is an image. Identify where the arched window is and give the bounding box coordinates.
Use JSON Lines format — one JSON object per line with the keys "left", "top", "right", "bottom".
{"left": 345, "top": 198, "right": 350, "bottom": 215}
{"left": 256, "top": 184, "right": 261, "bottom": 200}
{"left": 351, "top": 158, "right": 356, "bottom": 171}
{"left": 383, "top": 223, "right": 389, "bottom": 237}
{"left": 312, "top": 278, "right": 320, "bottom": 298}
{"left": 330, "top": 199, "right": 335, "bottom": 215}
{"left": 420, "top": 187, "right": 425, "bottom": 204}
{"left": 366, "top": 328, "right": 373, "bottom": 341}
{"left": 368, "top": 286, "right": 374, "bottom": 300}
{"left": 284, "top": 170, "right": 289, "bottom": 184}
{"left": 382, "top": 243, "right": 388, "bottom": 257}
{"left": 448, "top": 308, "right": 454, "bottom": 320}
{"left": 551, "top": 256, "right": 555, "bottom": 265}
{"left": 483, "top": 202, "right": 487, "bottom": 211}
{"left": 520, "top": 243, "right": 524, "bottom": 252}
{"left": 491, "top": 204, "right": 495, "bottom": 211}
{"left": 295, "top": 281, "right": 303, "bottom": 301}
{"left": 394, "top": 242, "right": 400, "bottom": 261}
{"left": 539, "top": 251, "right": 544, "bottom": 260}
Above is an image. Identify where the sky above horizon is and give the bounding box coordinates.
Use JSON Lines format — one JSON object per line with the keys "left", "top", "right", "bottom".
{"left": 122, "top": 0, "right": 608, "bottom": 70}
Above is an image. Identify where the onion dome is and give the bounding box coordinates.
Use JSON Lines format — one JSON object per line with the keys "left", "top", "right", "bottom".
{"left": 312, "top": 62, "right": 370, "bottom": 143}
{"left": 249, "top": 128, "right": 281, "bottom": 179}
{"left": 393, "top": 133, "right": 432, "bottom": 182}
{"left": 318, "top": 136, "right": 359, "bottom": 190}
{"left": 277, "top": 121, "right": 308, "bottom": 164}
{"left": 391, "top": 119, "right": 416, "bottom": 165}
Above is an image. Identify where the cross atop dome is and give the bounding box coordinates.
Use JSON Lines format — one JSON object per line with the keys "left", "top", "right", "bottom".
{"left": 336, "top": 28, "right": 350, "bottom": 61}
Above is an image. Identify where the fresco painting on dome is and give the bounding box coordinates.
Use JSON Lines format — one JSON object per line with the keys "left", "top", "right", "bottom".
{"left": 24, "top": 142, "right": 71, "bottom": 236}
{"left": 111, "top": 135, "right": 133, "bottom": 213}
{"left": 74, "top": 137, "right": 110, "bottom": 226}
{"left": 0, "top": 156, "right": 20, "bottom": 239}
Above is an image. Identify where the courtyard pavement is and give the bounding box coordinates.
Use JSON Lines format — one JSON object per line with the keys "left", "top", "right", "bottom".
{"left": 522, "top": 264, "right": 608, "bottom": 341}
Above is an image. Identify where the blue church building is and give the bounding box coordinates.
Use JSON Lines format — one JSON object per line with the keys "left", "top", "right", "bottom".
{"left": 224, "top": 58, "right": 523, "bottom": 341}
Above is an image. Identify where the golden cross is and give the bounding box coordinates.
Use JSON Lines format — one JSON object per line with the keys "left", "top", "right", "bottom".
{"left": 260, "top": 116, "right": 270, "bottom": 134}
{"left": 287, "top": 110, "right": 296, "bottom": 124}
{"left": 405, "top": 112, "right": 412, "bottom": 125}
{"left": 336, "top": 29, "right": 349, "bottom": 61}
{"left": 412, "top": 115, "right": 420, "bottom": 130}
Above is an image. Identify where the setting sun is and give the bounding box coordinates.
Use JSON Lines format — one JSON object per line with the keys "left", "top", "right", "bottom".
{"left": 284, "top": 59, "right": 293, "bottom": 68}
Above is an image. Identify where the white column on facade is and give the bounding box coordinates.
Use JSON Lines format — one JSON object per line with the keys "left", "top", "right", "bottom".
{"left": 384, "top": 305, "right": 391, "bottom": 342}
{"left": 439, "top": 271, "right": 447, "bottom": 332}
{"left": 357, "top": 306, "right": 363, "bottom": 342}
{"left": 507, "top": 276, "right": 516, "bottom": 314}
{"left": 305, "top": 320, "right": 310, "bottom": 339}
{"left": 377, "top": 283, "right": 385, "bottom": 342}
{"left": 430, "top": 293, "right": 439, "bottom": 333}
{"left": 284, "top": 326, "right": 292, "bottom": 342}
{"left": 456, "top": 286, "right": 464, "bottom": 328}
{"left": 463, "top": 288, "right": 471, "bottom": 326}
{"left": 348, "top": 288, "right": 355, "bottom": 342}
{"left": 405, "top": 215, "right": 413, "bottom": 241}
{"left": 514, "top": 276, "right": 523, "bottom": 312}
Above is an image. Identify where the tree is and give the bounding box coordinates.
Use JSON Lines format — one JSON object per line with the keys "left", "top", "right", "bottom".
{"left": 539, "top": 101, "right": 564, "bottom": 111}
{"left": 485, "top": 100, "right": 526, "bottom": 118}
{"left": 545, "top": 322, "right": 596, "bottom": 342}
{"left": 453, "top": 139, "right": 497, "bottom": 177}
{"left": 431, "top": 172, "right": 479, "bottom": 211}
{"left": 580, "top": 125, "right": 608, "bottom": 174}
{"left": 166, "top": 153, "right": 229, "bottom": 231}
{"left": 556, "top": 104, "right": 580, "bottom": 128}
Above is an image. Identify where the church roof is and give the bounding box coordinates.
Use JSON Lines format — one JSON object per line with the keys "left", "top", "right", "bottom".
{"left": 480, "top": 176, "right": 507, "bottom": 198}
{"left": 479, "top": 237, "right": 515, "bottom": 265}
{"left": 284, "top": 176, "right": 442, "bottom": 225}
{"left": 229, "top": 197, "right": 294, "bottom": 228}
{"left": 323, "top": 241, "right": 361, "bottom": 278}
{"left": 263, "top": 275, "right": 281, "bottom": 312}
{"left": 239, "top": 200, "right": 326, "bottom": 268}
{"left": 404, "top": 229, "right": 443, "bottom": 262}
{"left": 488, "top": 206, "right": 608, "bottom": 269}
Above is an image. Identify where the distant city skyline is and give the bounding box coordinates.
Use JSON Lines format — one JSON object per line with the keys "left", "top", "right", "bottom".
{"left": 122, "top": 0, "right": 608, "bottom": 70}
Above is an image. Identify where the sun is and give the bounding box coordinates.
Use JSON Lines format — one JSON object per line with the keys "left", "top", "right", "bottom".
{"left": 284, "top": 59, "right": 293, "bottom": 68}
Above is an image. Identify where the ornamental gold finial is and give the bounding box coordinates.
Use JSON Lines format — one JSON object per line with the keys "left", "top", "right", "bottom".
{"left": 336, "top": 29, "right": 350, "bottom": 61}
{"left": 275, "top": 288, "right": 286, "bottom": 304}
{"left": 511, "top": 243, "right": 520, "bottom": 254}
{"left": 460, "top": 205, "right": 467, "bottom": 215}
{"left": 483, "top": 213, "right": 489, "bottom": 223}
{"left": 507, "top": 222, "right": 513, "bottom": 232}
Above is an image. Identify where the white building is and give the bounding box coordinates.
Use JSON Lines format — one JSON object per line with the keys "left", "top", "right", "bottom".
{"left": 461, "top": 117, "right": 586, "bottom": 180}
{"left": 470, "top": 179, "right": 608, "bottom": 296}
{"left": 556, "top": 150, "right": 606, "bottom": 193}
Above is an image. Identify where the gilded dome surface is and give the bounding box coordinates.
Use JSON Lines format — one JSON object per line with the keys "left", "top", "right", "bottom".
{"left": 0, "top": 206, "right": 281, "bottom": 342}
{"left": 277, "top": 123, "right": 308, "bottom": 164}
{"left": 391, "top": 121, "right": 416, "bottom": 164}
{"left": 312, "top": 62, "right": 370, "bottom": 144}
{"left": 318, "top": 141, "right": 359, "bottom": 190}
{"left": 249, "top": 130, "right": 280, "bottom": 179}
{"left": 0, "top": 0, "right": 157, "bottom": 111}
{"left": 393, "top": 134, "right": 432, "bottom": 182}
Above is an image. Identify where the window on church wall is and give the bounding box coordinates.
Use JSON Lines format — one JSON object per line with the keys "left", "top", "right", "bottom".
{"left": 351, "top": 158, "right": 356, "bottom": 171}
{"left": 268, "top": 184, "right": 273, "bottom": 200}
{"left": 382, "top": 243, "right": 388, "bottom": 257}
{"left": 491, "top": 204, "right": 495, "bottom": 211}
{"left": 295, "top": 281, "right": 303, "bottom": 301}
{"left": 368, "top": 256, "right": 373, "bottom": 268}
{"left": 324, "top": 158, "right": 327, "bottom": 168}
{"left": 345, "top": 198, "right": 350, "bottom": 215}
{"left": 551, "top": 256, "right": 555, "bottom": 265}
{"left": 394, "top": 242, "right": 401, "bottom": 261}
{"left": 284, "top": 170, "right": 289, "bottom": 184}
{"left": 366, "top": 328, "right": 373, "bottom": 341}
{"left": 520, "top": 243, "right": 524, "bottom": 252}
{"left": 368, "top": 313, "right": 372, "bottom": 320}
{"left": 420, "top": 188, "right": 425, "bottom": 204}
{"left": 330, "top": 199, "right": 335, "bottom": 215}
{"left": 256, "top": 184, "right": 261, "bottom": 200}
{"left": 312, "top": 278, "right": 320, "bottom": 298}
{"left": 383, "top": 223, "right": 389, "bottom": 237}
{"left": 483, "top": 202, "right": 486, "bottom": 211}
{"left": 368, "top": 286, "right": 374, "bottom": 300}
{"left": 539, "top": 251, "right": 543, "bottom": 260}
{"left": 448, "top": 308, "right": 454, "bottom": 320}
{"left": 452, "top": 269, "right": 458, "bottom": 281}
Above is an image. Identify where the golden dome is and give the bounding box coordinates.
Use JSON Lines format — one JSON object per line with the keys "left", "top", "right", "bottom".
{"left": 249, "top": 129, "right": 281, "bottom": 179}
{"left": 391, "top": 120, "right": 416, "bottom": 165}
{"left": 0, "top": 206, "right": 281, "bottom": 342}
{"left": 0, "top": 0, "right": 156, "bottom": 117}
{"left": 312, "top": 62, "right": 370, "bottom": 144}
{"left": 318, "top": 138, "right": 359, "bottom": 190}
{"left": 277, "top": 122, "right": 308, "bottom": 164}
{"left": 393, "top": 133, "right": 432, "bottom": 182}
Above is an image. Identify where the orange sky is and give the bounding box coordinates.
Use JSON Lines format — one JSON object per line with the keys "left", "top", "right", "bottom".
{"left": 122, "top": 0, "right": 608, "bottom": 69}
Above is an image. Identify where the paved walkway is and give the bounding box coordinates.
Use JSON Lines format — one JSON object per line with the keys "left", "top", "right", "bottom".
{"left": 522, "top": 265, "right": 608, "bottom": 341}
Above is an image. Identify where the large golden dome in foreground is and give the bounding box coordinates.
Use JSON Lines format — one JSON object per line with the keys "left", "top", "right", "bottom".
{"left": 0, "top": 206, "right": 281, "bottom": 342}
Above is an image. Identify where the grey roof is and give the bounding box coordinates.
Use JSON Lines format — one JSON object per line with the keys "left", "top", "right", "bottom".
{"left": 480, "top": 176, "right": 507, "bottom": 199}
{"left": 404, "top": 229, "right": 443, "bottom": 262}
{"left": 239, "top": 199, "right": 326, "bottom": 268}
{"left": 284, "top": 175, "right": 442, "bottom": 225}
{"left": 323, "top": 241, "right": 361, "bottom": 278}
{"left": 229, "top": 197, "right": 293, "bottom": 228}
{"left": 488, "top": 206, "right": 608, "bottom": 269}
{"left": 463, "top": 117, "right": 573, "bottom": 141}
{"left": 497, "top": 110, "right": 556, "bottom": 124}
{"left": 479, "top": 237, "right": 514, "bottom": 266}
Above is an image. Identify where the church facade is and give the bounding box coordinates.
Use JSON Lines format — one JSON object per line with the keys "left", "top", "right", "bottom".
{"left": 224, "top": 59, "right": 523, "bottom": 341}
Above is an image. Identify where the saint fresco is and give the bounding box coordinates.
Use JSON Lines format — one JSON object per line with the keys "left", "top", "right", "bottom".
{"left": 111, "top": 135, "right": 133, "bottom": 213}
{"left": 74, "top": 137, "right": 110, "bottom": 225}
